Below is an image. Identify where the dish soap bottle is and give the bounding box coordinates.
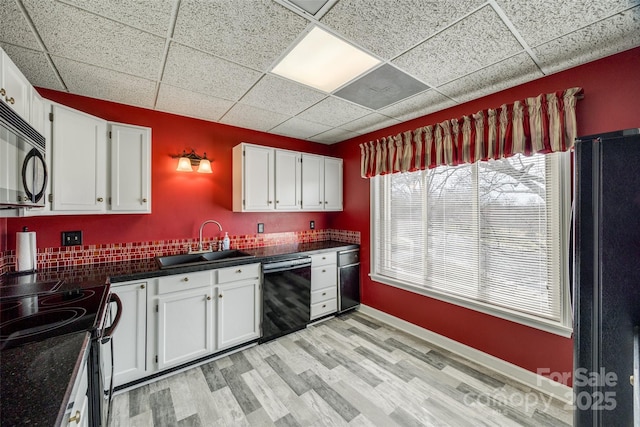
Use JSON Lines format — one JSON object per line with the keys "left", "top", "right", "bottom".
{"left": 222, "top": 232, "right": 230, "bottom": 250}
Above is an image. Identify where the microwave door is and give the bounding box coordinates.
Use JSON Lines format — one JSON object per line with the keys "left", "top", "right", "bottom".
{"left": 0, "top": 127, "right": 21, "bottom": 205}
{"left": 22, "top": 147, "right": 47, "bottom": 204}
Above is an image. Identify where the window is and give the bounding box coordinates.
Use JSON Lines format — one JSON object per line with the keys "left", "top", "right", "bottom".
{"left": 371, "top": 152, "right": 572, "bottom": 336}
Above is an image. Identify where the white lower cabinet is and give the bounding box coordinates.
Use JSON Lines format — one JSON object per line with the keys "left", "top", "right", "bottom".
{"left": 310, "top": 251, "right": 338, "bottom": 320}
{"left": 109, "top": 281, "right": 147, "bottom": 387}
{"left": 66, "top": 356, "right": 89, "bottom": 427}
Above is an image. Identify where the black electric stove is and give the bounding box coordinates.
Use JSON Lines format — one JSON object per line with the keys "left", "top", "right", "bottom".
{"left": 0, "top": 284, "right": 110, "bottom": 350}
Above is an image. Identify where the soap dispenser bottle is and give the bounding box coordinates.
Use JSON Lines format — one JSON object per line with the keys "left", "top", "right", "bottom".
{"left": 222, "top": 232, "right": 230, "bottom": 250}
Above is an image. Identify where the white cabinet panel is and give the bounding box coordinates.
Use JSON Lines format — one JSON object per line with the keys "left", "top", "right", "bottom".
{"left": 216, "top": 280, "right": 260, "bottom": 350}
{"left": 301, "top": 154, "right": 324, "bottom": 210}
{"left": 51, "top": 104, "right": 107, "bottom": 211}
{"left": 0, "top": 49, "right": 30, "bottom": 120}
{"left": 234, "top": 144, "right": 274, "bottom": 211}
{"left": 324, "top": 157, "right": 343, "bottom": 210}
{"left": 274, "top": 149, "right": 301, "bottom": 210}
{"left": 110, "top": 282, "right": 147, "bottom": 387}
{"left": 29, "top": 89, "right": 46, "bottom": 136}
{"left": 109, "top": 123, "right": 151, "bottom": 212}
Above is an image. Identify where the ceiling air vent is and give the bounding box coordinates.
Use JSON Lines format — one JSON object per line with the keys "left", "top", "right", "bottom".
{"left": 276, "top": 0, "right": 339, "bottom": 19}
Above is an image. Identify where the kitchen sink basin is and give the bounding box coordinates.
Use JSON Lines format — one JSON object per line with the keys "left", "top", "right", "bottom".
{"left": 155, "top": 250, "right": 255, "bottom": 269}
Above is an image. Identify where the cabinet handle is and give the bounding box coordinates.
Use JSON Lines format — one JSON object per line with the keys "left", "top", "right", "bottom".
{"left": 318, "top": 201, "right": 322, "bottom": 204}
{"left": 322, "top": 269, "right": 326, "bottom": 273}
{"left": 0, "top": 88, "right": 5, "bottom": 96}
{"left": 182, "top": 277, "right": 189, "bottom": 282}
{"left": 142, "top": 198, "right": 147, "bottom": 203}
{"left": 322, "top": 292, "right": 326, "bottom": 296}
{"left": 322, "top": 304, "right": 326, "bottom": 308}
{"left": 219, "top": 294, "right": 223, "bottom": 298}
{"left": 268, "top": 200, "right": 273, "bottom": 204}
{"left": 322, "top": 256, "right": 326, "bottom": 260}
{"left": 6, "top": 96, "right": 14, "bottom": 105}
{"left": 324, "top": 201, "right": 328, "bottom": 204}
{"left": 236, "top": 269, "right": 242, "bottom": 273}
{"left": 97, "top": 197, "right": 104, "bottom": 202}
{"left": 276, "top": 200, "right": 279, "bottom": 203}
{"left": 69, "top": 410, "right": 81, "bottom": 424}
{"left": 207, "top": 295, "right": 212, "bottom": 300}
{"left": 141, "top": 284, "right": 145, "bottom": 289}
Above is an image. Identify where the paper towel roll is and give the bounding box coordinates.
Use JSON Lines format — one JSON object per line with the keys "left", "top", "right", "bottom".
{"left": 16, "top": 231, "right": 37, "bottom": 272}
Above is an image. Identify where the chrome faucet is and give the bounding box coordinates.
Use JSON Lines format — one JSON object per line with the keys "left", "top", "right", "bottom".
{"left": 197, "top": 220, "right": 223, "bottom": 252}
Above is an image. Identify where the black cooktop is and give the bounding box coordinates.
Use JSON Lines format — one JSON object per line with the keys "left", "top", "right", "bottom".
{"left": 0, "top": 285, "right": 109, "bottom": 350}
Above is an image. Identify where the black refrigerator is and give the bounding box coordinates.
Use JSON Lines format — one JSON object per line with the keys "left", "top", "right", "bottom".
{"left": 574, "top": 128, "right": 640, "bottom": 426}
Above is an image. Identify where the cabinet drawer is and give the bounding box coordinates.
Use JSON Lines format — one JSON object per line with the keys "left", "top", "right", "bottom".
{"left": 157, "top": 270, "right": 212, "bottom": 294}
{"left": 310, "top": 298, "right": 337, "bottom": 319}
{"left": 311, "top": 286, "right": 337, "bottom": 304}
{"left": 217, "top": 263, "right": 260, "bottom": 284}
{"left": 311, "top": 264, "right": 337, "bottom": 290}
{"left": 310, "top": 252, "right": 337, "bottom": 267}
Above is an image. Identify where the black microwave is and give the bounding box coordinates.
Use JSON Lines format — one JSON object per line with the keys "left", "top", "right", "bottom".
{"left": 0, "top": 100, "right": 47, "bottom": 208}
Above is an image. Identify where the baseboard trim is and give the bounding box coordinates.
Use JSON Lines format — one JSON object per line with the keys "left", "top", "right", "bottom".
{"left": 357, "top": 304, "right": 572, "bottom": 404}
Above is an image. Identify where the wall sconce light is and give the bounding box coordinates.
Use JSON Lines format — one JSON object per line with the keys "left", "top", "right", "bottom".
{"left": 171, "top": 149, "right": 213, "bottom": 173}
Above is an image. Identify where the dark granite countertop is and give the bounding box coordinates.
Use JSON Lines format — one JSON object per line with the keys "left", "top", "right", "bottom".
{"left": 0, "top": 331, "right": 91, "bottom": 426}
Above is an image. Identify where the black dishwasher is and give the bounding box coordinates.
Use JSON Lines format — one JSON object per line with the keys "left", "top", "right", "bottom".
{"left": 260, "top": 256, "right": 311, "bottom": 343}
{"left": 338, "top": 249, "right": 360, "bottom": 313}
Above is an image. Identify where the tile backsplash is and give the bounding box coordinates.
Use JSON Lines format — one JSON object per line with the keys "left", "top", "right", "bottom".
{"left": 0, "top": 229, "right": 360, "bottom": 274}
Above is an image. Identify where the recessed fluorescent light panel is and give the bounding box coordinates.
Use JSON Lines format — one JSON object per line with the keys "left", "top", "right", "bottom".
{"left": 271, "top": 27, "right": 381, "bottom": 93}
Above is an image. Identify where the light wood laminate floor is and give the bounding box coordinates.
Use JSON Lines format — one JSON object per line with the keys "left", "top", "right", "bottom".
{"left": 109, "top": 312, "right": 572, "bottom": 426}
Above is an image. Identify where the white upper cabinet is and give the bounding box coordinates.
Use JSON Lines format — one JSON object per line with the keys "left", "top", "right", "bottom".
{"left": 0, "top": 49, "right": 30, "bottom": 120}
{"left": 29, "top": 89, "right": 46, "bottom": 137}
{"left": 109, "top": 123, "right": 151, "bottom": 213}
{"left": 274, "top": 149, "right": 301, "bottom": 210}
{"left": 51, "top": 104, "right": 107, "bottom": 212}
{"left": 233, "top": 142, "right": 342, "bottom": 212}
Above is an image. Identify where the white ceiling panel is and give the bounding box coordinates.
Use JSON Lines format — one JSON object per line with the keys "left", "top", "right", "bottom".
{"left": 173, "top": 0, "right": 308, "bottom": 70}
{"left": 239, "top": 75, "right": 327, "bottom": 116}
{"left": 533, "top": 6, "right": 640, "bottom": 74}
{"left": 270, "top": 116, "right": 332, "bottom": 139}
{"left": 156, "top": 84, "right": 234, "bottom": 122}
{"left": 496, "top": 0, "right": 639, "bottom": 47}
{"left": 22, "top": 0, "right": 165, "bottom": 81}
{"left": 297, "top": 97, "right": 370, "bottom": 127}
{"left": 320, "top": 0, "right": 485, "bottom": 60}
{"left": 221, "top": 103, "right": 291, "bottom": 132}
{"left": 163, "top": 43, "right": 262, "bottom": 102}
{"left": 379, "top": 90, "right": 457, "bottom": 123}
{"left": 2, "top": 0, "right": 639, "bottom": 144}
{"left": 53, "top": 57, "right": 157, "bottom": 108}
{"left": 393, "top": 6, "right": 523, "bottom": 87}
{"left": 0, "top": 44, "right": 65, "bottom": 91}
{"left": 59, "top": 0, "right": 176, "bottom": 36}
{"left": 438, "top": 52, "right": 544, "bottom": 104}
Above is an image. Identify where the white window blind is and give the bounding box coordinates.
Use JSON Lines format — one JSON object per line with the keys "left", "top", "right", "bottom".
{"left": 371, "top": 152, "right": 572, "bottom": 336}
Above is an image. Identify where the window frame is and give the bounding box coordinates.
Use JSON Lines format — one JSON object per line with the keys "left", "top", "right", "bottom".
{"left": 369, "top": 152, "right": 573, "bottom": 337}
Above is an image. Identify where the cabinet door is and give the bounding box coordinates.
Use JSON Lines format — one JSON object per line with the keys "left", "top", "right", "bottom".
{"left": 216, "top": 280, "right": 260, "bottom": 350}
{"left": 324, "top": 157, "right": 343, "bottom": 210}
{"left": 51, "top": 104, "right": 107, "bottom": 211}
{"left": 0, "top": 50, "right": 30, "bottom": 120}
{"left": 275, "top": 149, "right": 301, "bottom": 210}
{"left": 29, "top": 89, "right": 46, "bottom": 137}
{"left": 301, "top": 154, "right": 324, "bottom": 210}
{"left": 243, "top": 145, "right": 274, "bottom": 211}
{"left": 110, "top": 282, "right": 147, "bottom": 387}
{"left": 157, "top": 287, "right": 213, "bottom": 369}
{"left": 109, "top": 123, "right": 151, "bottom": 212}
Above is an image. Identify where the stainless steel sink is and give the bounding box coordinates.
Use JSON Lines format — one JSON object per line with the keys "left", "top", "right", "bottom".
{"left": 155, "top": 250, "right": 255, "bottom": 269}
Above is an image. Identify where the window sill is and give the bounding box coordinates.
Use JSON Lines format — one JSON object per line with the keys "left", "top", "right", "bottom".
{"left": 369, "top": 273, "right": 573, "bottom": 338}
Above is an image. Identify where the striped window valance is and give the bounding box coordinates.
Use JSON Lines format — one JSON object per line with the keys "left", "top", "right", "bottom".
{"left": 360, "top": 87, "right": 582, "bottom": 178}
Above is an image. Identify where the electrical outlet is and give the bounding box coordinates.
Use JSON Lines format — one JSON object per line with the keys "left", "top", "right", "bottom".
{"left": 62, "top": 231, "right": 82, "bottom": 246}
{"left": 257, "top": 223, "right": 264, "bottom": 233}
{"left": 310, "top": 220, "right": 315, "bottom": 230}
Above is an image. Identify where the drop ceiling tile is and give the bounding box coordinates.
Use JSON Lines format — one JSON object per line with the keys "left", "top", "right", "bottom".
{"left": 438, "top": 52, "right": 543, "bottom": 104}
{"left": 60, "top": 0, "right": 175, "bottom": 36}
{"left": 0, "top": 0, "right": 40, "bottom": 50}
{"left": 393, "top": 6, "right": 522, "bottom": 87}
{"left": 163, "top": 43, "right": 262, "bottom": 102}
{"left": 53, "top": 56, "right": 156, "bottom": 108}
{"left": 379, "top": 90, "right": 457, "bottom": 122}
{"left": 0, "top": 44, "right": 65, "bottom": 91}
{"left": 307, "top": 127, "right": 360, "bottom": 144}
{"left": 22, "top": 0, "right": 165, "bottom": 80}
{"left": 173, "top": 0, "right": 308, "bottom": 70}
{"left": 156, "top": 84, "right": 234, "bottom": 122}
{"left": 270, "top": 117, "right": 332, "bottom": 139}
{"left": 320, "top": 0, "right": 484, "bottom": 60}
{"left": 239, "top": 75, "right": 326, "bottom": 116}
{"left": 221, "top": 103, "right": 291, "bottom": 132}
{"left": 496, "top": 0, "right": 638, "bottom": 47}
{"left": 533, "top": 7, "right": 640, "bottom": 75}
{"left": 297, "top": 97, "right": 371, "bottom": 127}
{"left": 340, "top": 113, "right": 400, "bottom": 134}
{"left": 334, "top": 64, "right": 429, "bottom": 110}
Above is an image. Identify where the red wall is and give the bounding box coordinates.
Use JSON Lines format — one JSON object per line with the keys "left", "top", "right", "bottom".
{"left": 6, "top": 90, "right": 341, "bottom": 249}
{"left": 331, "top": 47, "right": 640, "bottom": 384}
